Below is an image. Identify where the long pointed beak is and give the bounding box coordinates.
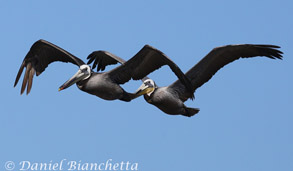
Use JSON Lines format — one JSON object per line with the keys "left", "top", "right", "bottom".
{"left": 58, "top": 70, "right": 86, "bottom": 91}
{"left": 134, "top": 83, "right": 150, "bottom": 96}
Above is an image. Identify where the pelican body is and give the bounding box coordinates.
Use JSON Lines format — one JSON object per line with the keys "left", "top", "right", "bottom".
{"left": 14, "top": 40, "right": 283, "bottom": 117}
{"left": 134, "top": 44, "right": 283, "bottom": 117}
{"left": 94, "top": 44, "right": 283, "bottom": 117}
{"left": 75, "top": 72, "right": 131, "bottom": 101}
{"left": 134, "top": 79, "right": 199, "bottom": 116}
{"left": 14, "top": 39, "right": 192, "bottom": 103}
{"left": 144, "top": 85, "right": 199, "bottom": 115}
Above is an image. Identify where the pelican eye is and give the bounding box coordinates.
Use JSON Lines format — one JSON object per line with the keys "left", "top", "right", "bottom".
{"left": 144, "top": 81, "right": 154, "bottom": 88}
{"left": 81, "top": 68, "right": 88, "bottom": 72}
{"left": 144, "top": 81, "right": 150, "bottom": 85}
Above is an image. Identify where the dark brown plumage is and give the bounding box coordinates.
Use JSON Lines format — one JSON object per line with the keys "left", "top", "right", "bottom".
{"left": 169, "top": 44, "right": 283, "bottom": 102}
{"left": 90, "top": 44, "right": 283, "bottom": 116}
{"left": 14, "top": 39, "right": 85, "bottom": 94}
{"left": 87, "top": 45, "right": 194, "bottom": 98}
{"left": 14, "top": 40, "right": 192, "bottom": 102}
{"left": 87, "top": 51, "right": 126, "bottom": 71}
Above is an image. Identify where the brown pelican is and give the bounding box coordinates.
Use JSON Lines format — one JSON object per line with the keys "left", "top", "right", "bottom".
{"left": 89, "top": 44, "right": 283, "bottom": 117}
{"left": 14, "top": 39, "right": 192, "bottom": 102}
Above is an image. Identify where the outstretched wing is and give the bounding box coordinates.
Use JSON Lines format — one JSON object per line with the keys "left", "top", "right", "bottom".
{"left": 14, "top": 39, "right": 85, "bottom": 95}
{"left": 87, "top": 50, "right": 150, "bottom": 82}
{"left": 107, "top": 45, "right": 194, "bottom": 98}
{"left": 169, "top": 44, "right": 283, "bottom": 102}
{"left": 87, "top": 50, "right": 126, "bottom": 72}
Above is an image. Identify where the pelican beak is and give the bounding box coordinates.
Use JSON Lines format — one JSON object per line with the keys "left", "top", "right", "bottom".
{"left": 58, "top": 69, "right": 87, "bottom": 91}
{"left": 134, "top": 83, "right": 153, "bottom": 96}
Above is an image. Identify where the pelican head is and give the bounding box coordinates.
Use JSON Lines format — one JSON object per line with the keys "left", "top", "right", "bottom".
{"left": 58, "top": 64, "right": 91, "bottom": 91}
{"left": 135, "top": 79, "right": 156, "bottom": 96}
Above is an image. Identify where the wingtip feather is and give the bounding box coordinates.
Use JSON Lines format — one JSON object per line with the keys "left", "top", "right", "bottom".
{"left": 21, "top": 63, "right": 32, "bottom": 95}
{"left": 26, "top": 67, "right": 35, "bottom": 95}
{"left": 14, "top": 61, "right": 25, "bottom": 87}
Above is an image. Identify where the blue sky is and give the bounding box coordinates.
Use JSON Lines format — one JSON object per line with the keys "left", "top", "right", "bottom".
{"left": 1, "top": 1, "right": 292, "bottom": 171}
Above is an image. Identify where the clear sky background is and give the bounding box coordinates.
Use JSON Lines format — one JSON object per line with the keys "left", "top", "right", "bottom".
{"left": 1, "top": 1, "right": 292, "bottom": 171}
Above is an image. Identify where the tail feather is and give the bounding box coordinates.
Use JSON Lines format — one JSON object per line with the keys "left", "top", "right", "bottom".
{"left": 183, "top": 107, "right": 200, "bottom": 117}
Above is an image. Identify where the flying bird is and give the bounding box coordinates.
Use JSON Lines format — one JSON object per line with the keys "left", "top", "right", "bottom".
{"left": 92, "top": 44, "right": 283, "bottom": 117}
{"left": 14, "top": 39, "right": 192, "bottom": 102}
